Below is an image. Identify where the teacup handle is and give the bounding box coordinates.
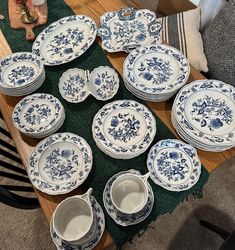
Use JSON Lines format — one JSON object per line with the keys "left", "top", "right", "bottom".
{"left": 80, "top": 188, "right": 93, "bottom": 203}
{"left": 140, "top": 172, "right": 150, "bottom": 183}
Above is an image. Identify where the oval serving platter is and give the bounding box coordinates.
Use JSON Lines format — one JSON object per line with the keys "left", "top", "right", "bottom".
{"left": 32, "top": 15, "right": 97, "bottom": 66}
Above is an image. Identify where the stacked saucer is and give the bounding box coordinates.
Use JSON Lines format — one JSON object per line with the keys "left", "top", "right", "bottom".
{"left": 172, "top": 80, "right": 235, "bottom": 152}
{"left": 123, "top": 44, "right": 190, "bottom": 102}
{"left": 92, "top": 100, "right": 156, "bottom": 159}
{"left": 147, "top": 139, "right": 201, "bottom": 191}
{"left": 28, "top": 133, "right": 93, "bottom": 195}
{"left": 50, "top": 189, "right": 105, "bottom": 250}
{"left": 103, "top": 169, "right": 154, "bottom": 226}
{"left": 0, "top": 52, "right": 45, "bottom": 96}
{"left": 12, "top": 93, "right": 65, "bottom": 138}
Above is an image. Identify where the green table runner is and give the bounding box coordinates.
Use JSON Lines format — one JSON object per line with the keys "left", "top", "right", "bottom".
{"left": 0, "top": 0, "right": 209, "bottom": 248}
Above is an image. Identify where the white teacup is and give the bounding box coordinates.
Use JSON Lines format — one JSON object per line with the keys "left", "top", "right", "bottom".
{"left": 52, "top": 188, "right": 94, "bottom": 244}
{"left": 110, "top": 172, "right": 150, "bottom": 215}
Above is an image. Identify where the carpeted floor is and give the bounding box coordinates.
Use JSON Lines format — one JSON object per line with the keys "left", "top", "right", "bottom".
{"left": 1, "top": 119, "right": 235, "bottom": 250}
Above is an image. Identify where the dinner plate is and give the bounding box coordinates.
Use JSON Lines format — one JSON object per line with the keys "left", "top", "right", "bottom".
{"left": 13, "top": 93, "right": 64, "bottom": 135}
{"left": 50, "top": 195, "right": 105, "bottom": 249}
{"left": 103, "top": 169, "right": 154, "bottom": 226}
{"left": 123, "top": 44, "right": 189, "bottom": 96}
{"left": 98, "top": 7, "right": 162, "bottom": 52}
{"left": 32, "top": 15, "right": 97, "bottom": 66}
{"left": 147, "top": 139, "right": 201, "bottom": 191}
{"left": 173, "top": 80, "right": 235, "bottom": 148}
{"left": 92, "top": 100, "right": 156, "bottom": 159}
{"left": 28, "top": 133, "right": 93, "bottom": 195}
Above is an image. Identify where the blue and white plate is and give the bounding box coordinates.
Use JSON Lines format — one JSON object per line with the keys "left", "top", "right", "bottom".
{"left": 28, "top": 133, "right": 93, "bottom": 195}
{"left": 0, "top": 52, "right": 45, "bottom": 96}
{"left": 172, "top": 80, "right": 235, "bottom": 151}
{"left": 32, "top": 15, "right": 97, "bottom": 66}
{"left": 98, "top": 7, "right": 162, "bottom": 53}
{"left": 59, "top": 66, "right": 119, "bottom": 103}
{"left": 103, "top": 169, "right": 154, "bottom": 226}
{"left": 123, "top": 44, "right": 190, "bottom": 102}
{"left": 50, "top": 195, "right": 105, "bottom": 249}
{"left": 13, "top": 93, "right": 65, "bottom": 138}
{"left": 92, "top": 100, "right": 156, "bottom": 159}
{"left": 147, "top": 139, "right": 201, "bottom": 192}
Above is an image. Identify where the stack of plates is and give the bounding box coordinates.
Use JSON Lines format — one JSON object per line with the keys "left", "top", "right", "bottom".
{"left": 92, "top": 100, "right": 156, "bottom": 159}
{"left": 12, "top": 93, "right": 65, "bottom": 138}
{"left": 28, "top": 132, "right": 93, "bottom": 195}
{"left": 0, "top": 52, "right": 45, "bottom": 96}
{"left": 172, "top": 80, "right": 235, "bottom": 152}
{"left": 147, "top": 139, "right": 201, "bottom": 191}
{"left": 123, "top": 44, "right": 190, "bottom": 102}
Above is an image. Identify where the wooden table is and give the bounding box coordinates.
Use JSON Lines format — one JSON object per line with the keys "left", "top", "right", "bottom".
{"left": 0, "top": 0, "right": 234, "bottom": 249}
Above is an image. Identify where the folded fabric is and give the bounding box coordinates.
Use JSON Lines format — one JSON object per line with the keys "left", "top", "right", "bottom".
{"left": 202, "top": 0, "right": 235, "bottom": 86}
{"left": 158, "top": 7, "right": 208, "bottom": 72}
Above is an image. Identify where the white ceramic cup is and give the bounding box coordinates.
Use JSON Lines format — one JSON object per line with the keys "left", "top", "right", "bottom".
{"left": 110, "top": 172, "right": 150, "bottom": 214}
{"left": 52, "top": 188, "right": 94, "bottom": 244}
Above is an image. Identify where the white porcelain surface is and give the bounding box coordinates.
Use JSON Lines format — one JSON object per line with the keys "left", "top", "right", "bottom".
{"left": 92, "top": 100, "right": 156, "bottom": 159}
{"left": 53, "top": 188, "right": 94, "bottom": 244}
{"left": 103, "top": 169, "right": 154, "bottom": 226}
{"left": 123, "top": 44, "right": 190, "bottom": 102}
{"left": 110, "top": 172, "right": 150, "bottom": 214}
{"left": 98, "top": 7, "right": 162, "bottom": 52}
{"left": 172, "top": 80, "right": 235, "bottom": 151}
{"left": 50, "top": 195, "right": 105, "bottom": 250}
{"left": 28, "top": 132, "right": 93, "bottom": 195}
{"left": 32, "top": 15, "right": 97, "bottom": 66}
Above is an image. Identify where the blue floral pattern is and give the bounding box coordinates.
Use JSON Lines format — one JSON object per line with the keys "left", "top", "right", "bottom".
{"left": 47, "top": 27, "right": 85, "bottom": 59}
{"left": 28, "top": 133, "right": 93, "bottom": 195}
{"left": 108, "top": 113, "right": 140, "bottom": 142}
{"left": 147, "top": 139, "right": 201, "bottom": 191}
{"left": 98, "top": 8, "right": 162, "bottom": 52}
{"left": 43, "top": 148, "right": 79, "bottom": 181}
{"left": 174, "top": 80, "right": 235, "bottom": 144}
{"left": 191, "top": 95, "right": 232, "bottom": 131}
{"left": 103, "top": 169, "right": 154, "bottom": 226}
{"left": 92, "top": 100, "right": 156, "bottom": 157}
{"left": 124, "top": 45, "right": 189, "bottom": 94}
{"left": 50, "top": 196, "right": 105, "bottom": 249}
{"left": 32, "top": 15, "right": 97, "bottom": 66}
{"left": 23, "top": 104, "right": 52, "bottom": 126}
{"left": 138, "top": 57, "right": 173, "bottom": 85}
{"left": 8, "top": 66, "right": 36, "bottom": 85}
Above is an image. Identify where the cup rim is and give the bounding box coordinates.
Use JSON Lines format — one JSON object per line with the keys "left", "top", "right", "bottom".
{"left": 110, "top": 173, "right": 149, "bottom": 215}
{"left": 52, "top": 194, "right": 94, "bottom": 242}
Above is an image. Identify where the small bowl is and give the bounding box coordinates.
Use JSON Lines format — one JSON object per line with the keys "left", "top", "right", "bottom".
{"left": 52, "top": 188, "right": 94, "bottom": 244}
{"left": 110, "top": 173, "right": 150, "bottom": 215}
{"left": 58, "top": 68, "right": 89, "bottom": 103}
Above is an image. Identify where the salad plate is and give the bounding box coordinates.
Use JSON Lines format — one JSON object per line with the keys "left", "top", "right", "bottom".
{"left": 103, "top": 169, "right": 154, "bottom": 226}
{"left": 92, "top": 100, "right": 156, "bottom": 159}
{"left": 123, "top": 44, "right": 189, "bottom": 101}
{"left": 13, "top": 93, "right": 64, "bottom": 137}
{"left": 0, "top": 52, "right": 45, "bottom": 96}
{"left": 147, "top": 139, "right": 201, "bottom": 191}
{"left": 59, "top": 66, "right": 119, "bottom": 103}
{"left": 98, "top": 7, "right": 162, "bottom": 53}
{"left": 172, "top": 80, "right": 235, "bottom": 151}
{"left": 50, "top": 195, "right": 105, "bottom": 250}
{"left": 32, "top": 15, "right": 97, "bottom": 66}
{"left": 28, "top": 133, "right": 93, "bottom": 195}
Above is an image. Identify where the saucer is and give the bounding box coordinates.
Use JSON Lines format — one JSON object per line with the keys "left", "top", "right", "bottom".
{"left": 50, "top": 196, "right": 105, "bottom": 250}
{"left": 103, "top": 169, "right": 154, "bottom": 226}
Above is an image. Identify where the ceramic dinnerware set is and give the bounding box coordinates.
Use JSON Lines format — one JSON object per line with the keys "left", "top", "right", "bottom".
{"left": 12, "top": 93, "right": 65, "bottom": 138}
{"left": 5, "top": 6, "right": 234, "bottom": 250}
{"left": 0, "top": 52, "right": 45, "bottom": 96}
{"left": 172, "top": 79, "right": 235, "bottom": 152}
{"left": 59, "top": 66, "right": 119, "bottom": 103}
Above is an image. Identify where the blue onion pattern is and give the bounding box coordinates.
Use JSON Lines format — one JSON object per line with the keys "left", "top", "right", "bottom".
{"left": 8, "top": 66, "right": 35, "bottom": 85}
